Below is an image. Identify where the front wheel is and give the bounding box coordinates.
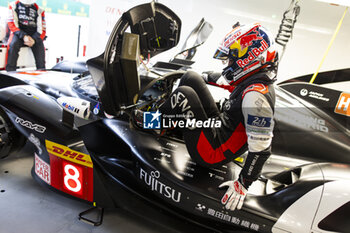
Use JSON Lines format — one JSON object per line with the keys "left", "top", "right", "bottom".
{"left": 0, "top": 108, "right": 26, "bottom": 159}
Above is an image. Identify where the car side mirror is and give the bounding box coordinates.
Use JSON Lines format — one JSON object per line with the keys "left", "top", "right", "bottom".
{"left": 174, "top": 18, "right": 213, "bottom": 60}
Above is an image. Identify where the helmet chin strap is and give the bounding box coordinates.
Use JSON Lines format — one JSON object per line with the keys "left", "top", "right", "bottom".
{"left": 222, "top": 66, "right": 236, "bottom": 83}
{"left": 222, "top": 59, "right": 263, "bottom": 85}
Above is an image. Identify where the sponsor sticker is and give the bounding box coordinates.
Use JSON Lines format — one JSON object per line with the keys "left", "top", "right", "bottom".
{"left": 299, "top": 89, "right": 330, "bottom": 102}
{"left": 236, "top": 40, "right": 268, "bottom": 68}
{"left": 206, "top": 207, "right": 260, "bottom": 231}
{"left": 139, "top": 168, "right": 182, "bottom": 203}
{"left": 247, "top": 115, "right": 271, "bottom": 128}
{"left": 335, "top": 93, "right": 350, "bottom": 117}
{"left": 15, "top": 117, "right": 46, "bottom": 133}
{"left": 93, "top": 102, "right": 100, "bottom": 115}
{"left": 62, "top": 102, "right": 80, "bottom": 114}
{"left": 300, "top": 89, "right": 308, "bottom": 96}
{"left": 29, "top": 133, "right": 42, "bottom": 154}
{"left": 35, "top": 153, "right": 50, "bottom": 184}
{"left": 45, "top": 140, "right": 93, "bottom": 168}
{"left": 223, "top": 30, "right": 242, "bottom": 48}
{"left": 47, "top": 140, "right": 94, "bottom": 202}
{"left": 277, "top": 111, "right": 329, "bottom": 133}
{"left": 195, "top": 203, "right": 206, "bottom": 212}
{"left": 239, "top": 26, "right": 263, "bottom": 50}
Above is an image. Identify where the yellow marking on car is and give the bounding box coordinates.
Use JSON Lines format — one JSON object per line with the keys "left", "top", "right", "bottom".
{"left": 45, "top": 140, "right": 93, "bottom": 168}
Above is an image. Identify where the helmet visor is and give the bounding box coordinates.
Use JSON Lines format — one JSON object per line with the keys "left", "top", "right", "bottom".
{"left": 213, "top": 49, "right": 229, "bottom": 60}
{"left": 213, "top": 43, "right": 230, "bottom": 60}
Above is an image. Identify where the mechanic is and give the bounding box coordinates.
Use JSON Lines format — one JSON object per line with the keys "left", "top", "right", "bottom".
{"left": 134, "top": 23, "right": 278, "bottom": 211}
{"left": 6, "top": 0, "right": 46, "bottom": 71}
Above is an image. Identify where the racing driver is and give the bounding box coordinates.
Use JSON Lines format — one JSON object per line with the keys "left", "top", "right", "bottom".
{"left": 6, "top": 0, "right": 46, "bottom": 71}
{"left": 134, "top": 22, "right": 278, "bottom": 211}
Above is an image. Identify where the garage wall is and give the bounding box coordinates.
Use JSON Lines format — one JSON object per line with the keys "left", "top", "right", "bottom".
{"left": 88, "top": 0, "right": 350, "bottom": 83}
{"left": 0, "top": 1, "right": 90, "bottom": 68}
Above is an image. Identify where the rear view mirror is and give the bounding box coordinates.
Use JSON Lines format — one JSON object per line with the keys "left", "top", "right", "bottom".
{"left": 175, "top": 18, "right": 213, "bottom": 60}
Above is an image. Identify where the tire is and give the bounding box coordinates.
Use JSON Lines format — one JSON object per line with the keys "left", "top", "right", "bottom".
{"left": 0, "top": 108, "right": 26, "bottom": 159}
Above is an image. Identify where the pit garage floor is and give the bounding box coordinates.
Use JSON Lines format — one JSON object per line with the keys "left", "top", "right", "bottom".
{"left": 0, "top": 146, "right": 181, "bottom": 233}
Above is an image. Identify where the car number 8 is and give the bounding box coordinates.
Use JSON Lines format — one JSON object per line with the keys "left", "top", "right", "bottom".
{"left": 64, "top": 164, "right": 82, "bottom": 192}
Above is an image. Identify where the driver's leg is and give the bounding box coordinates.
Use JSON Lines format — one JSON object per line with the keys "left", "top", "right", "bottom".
{"left": 178, "top": 71, "right": 220, "bottom": 118}
{"left": 31, "top": 39, "right": 46, "bottom": 70}
{"left": 159, "top": 86, "right": 233, "bottom": 167}
{"left": 159, "top": 85, "right": 208, "bottom": 121}
{"left": 6, "top": 34, "right": 23, "bottom": 71}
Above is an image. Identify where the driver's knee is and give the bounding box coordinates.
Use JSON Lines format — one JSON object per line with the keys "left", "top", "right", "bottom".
{"left": 179, "top": 71, "right": 205, "bottom": 87}
{"left": 164, "top": 86, "right": 202, "bottom": 113}
{"left": 172, "top": 85, "right": 198, "bottom": 102}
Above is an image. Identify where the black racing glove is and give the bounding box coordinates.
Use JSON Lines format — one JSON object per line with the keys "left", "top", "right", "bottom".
{"left": 202, "top": 71, "right": 221, "bottom": 84}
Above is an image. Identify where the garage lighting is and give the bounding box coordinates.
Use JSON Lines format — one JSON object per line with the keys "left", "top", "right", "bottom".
{"left": 317, "top": 0, "right": 350, "bottom": 7}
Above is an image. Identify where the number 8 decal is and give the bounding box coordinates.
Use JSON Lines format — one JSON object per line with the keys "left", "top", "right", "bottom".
{"left": 64, "top": 164, "right": 82, "bottom": 193}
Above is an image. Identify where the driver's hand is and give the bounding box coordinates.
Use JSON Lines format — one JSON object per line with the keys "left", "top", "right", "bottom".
{"left": 201, "top": 71, "right": 213, "bottom": 83}
{"left": 219, "top": 179, "right": 247, "bottom": 211}
{"left": 219, "top": 98, "right": 228, "bottom": 112}
{"left": 24, "top": 35, "right": 35, "bottom": 47}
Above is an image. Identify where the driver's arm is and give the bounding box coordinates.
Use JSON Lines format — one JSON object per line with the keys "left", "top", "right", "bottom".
{"left": 202, "top": 71, "right": 235, "bottom": 92}
{"left": 239, "top": 90, "right": 274, "bottom": 188}
{"left": 31, "top": 6, "right": 46, "bottom": 43}
{"left": 219, "top": 89, "right": 274, "bottom": 211}
{"left": 7, "top": 2, "right": 26, "bottom": 39}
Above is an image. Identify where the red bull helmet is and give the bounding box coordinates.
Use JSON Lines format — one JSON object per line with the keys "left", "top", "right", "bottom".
{"left": 213, "top": 23, "right": 277, "bottom": 85}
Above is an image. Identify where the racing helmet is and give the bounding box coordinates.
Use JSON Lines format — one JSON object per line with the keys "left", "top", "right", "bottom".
{"left": 213, "top": 23, "right": 277, "bottom": 85}
{"left": 19, "top": 0, "right": 35, "bottom": 5}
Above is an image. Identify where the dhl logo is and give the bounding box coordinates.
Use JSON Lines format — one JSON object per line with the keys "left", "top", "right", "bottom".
{"left": 335, "top": 93, "right": 350, "bottom": 117}
{"left": 45, "top": 140, "right": 93, "bottom": 168}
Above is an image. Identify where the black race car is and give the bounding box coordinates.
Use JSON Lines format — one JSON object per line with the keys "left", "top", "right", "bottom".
{"left": 0, "top": 2, "right": 349, "bottom": 233}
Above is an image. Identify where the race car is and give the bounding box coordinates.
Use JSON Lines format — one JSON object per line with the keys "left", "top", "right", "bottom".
{"left": 0, "top": 2, "right": 349, "bottom": 233}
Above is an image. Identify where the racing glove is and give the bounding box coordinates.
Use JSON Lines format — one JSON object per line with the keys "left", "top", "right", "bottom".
{"left": 202, "top": 71, "right": 235, "bottom": 92}
{"left": 202, "top": 71, "right": 219, "bottom": 83}
{"left": 219, "top": 179, "right": 247, "bottom": 211}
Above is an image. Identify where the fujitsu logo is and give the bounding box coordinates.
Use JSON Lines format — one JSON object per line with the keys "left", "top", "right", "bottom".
{"left": 139, "top": 168, "right": 182, "bottom": 203}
